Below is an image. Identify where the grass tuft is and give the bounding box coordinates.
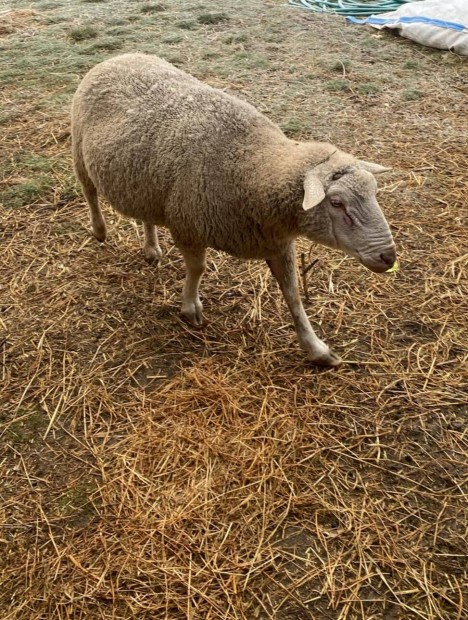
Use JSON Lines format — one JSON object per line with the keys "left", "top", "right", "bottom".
{"left": 68, "top": 25, "right": 98, "bottom": 41}
{"left": 402, "top": 87, "right": 423, "bottom": 100}
{"left": 84, "top": 38, "right": 124, "bottom": 52}
{"left": 197, "top": 12, "right": 230, "bottom": 25}
{"left": 202, "top": 50, "right": 221, "bottom": 59}
{"left": 234, "top": 51, "right": 269, "bottom": 69}
{"left": 357, "top": 82, "right": 380, "bottom": 96}
{"left": 404, "top": 59, "right": 420, "bottom": 70}
{"left": 140, "top": 3, "right": 166, "bottom": 14}
{"left": 331, "top": 59, "right": 351, "bottom": 72}
{"left": 224, "top": 32, "right": 247, "bottom": 44}
{"left": 176, "top": 20, "right": 197, "bottom": 30}
{"left": 281, "top": 117, "right": 308, "bottom": 136}
{"left": 2, "top": 178, "right": 52, "bottom": 208}
{"left": 325, "top": 78, "right": 349, "bottom": 92}
{"left": 162, "top": 33, "right": 183, "bottom": 44}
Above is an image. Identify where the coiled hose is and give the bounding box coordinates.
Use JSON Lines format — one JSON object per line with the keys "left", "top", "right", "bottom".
{"left": 289, "top": 0, "right": 414, "bottom": 17}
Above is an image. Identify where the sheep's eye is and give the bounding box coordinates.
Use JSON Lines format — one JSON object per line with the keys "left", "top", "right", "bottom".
{"left": 330, "top": 199, "right": 344, "bottom": 209}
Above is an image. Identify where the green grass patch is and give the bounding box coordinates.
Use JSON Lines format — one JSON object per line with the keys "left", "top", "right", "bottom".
{"left": 140, "top": 3, "right": 166, "bottom": 14}
{"left": 68, "top": 26, "right": 99, "bottom": 42}
{"left": 404, "top": 60, "right": 420, "bottom": 70}
{"left": 5, "top": 411, "right": 48, "bottom": 444}
{"left": 224, "top": 32, "right": 247, "bottom": 44}
{"left": 1, "top": 154, "right": 57, "bottom": 207}
{"left": 402, "top": 87, "right": 423, "bottom": 101}
{"left": 0, "top": 110, "right": 21, "bottom": 125}
{"left": 165, "top": 55, "right": 184, "bottom": 66}
{"left": 264, "top": 33, "right": 285, "bottom": 43}
{"left": 39, "top": 1, "right": 64, "bottom": 8}
{"left": 362, "top": 37, "right": 379, "bottom": 48}
{"left": 2, "top": 177, "right": 53, "bottom": 208}
{"left": 45, "top": 15, "right": 71, "bottom": 24}
{"left": 281, "top": 117, "right": 308, "bottom": 136}
{"left": 234, "top": 51, "right": 269, "bottom": 70}
{"left": 202, "top": 51, "right": 221, "bottom": 59}
{"left": 107, "top": 18, "right": 129, "bottom": 26}
{"left": 330, "top": 59, "right": 351, "bottom": 72}
{"left": 176, "top": 20, "right": 197, "bottom": 30}
{"left": 197, "top": 13, "right": 230, "bottom": 25}
{"left": 107, "top": 26, "right": 131, "bottom": 36}
{"left": 357, "top": 83, "right": 380, "bottom": 96}
{"left": 21, "top": 154, "right": 56, "bottom": 173}
{"left": 1, "top": 153, "right": 56, "bottom": 178}
{"left": 162, "top": 33, "right": 184, "bottom": 44}
{"left": 84, "top": 38, "right": 124, "bottom": 52}
{"left": 325, "top": 79, "right": 349, "bottom": 92}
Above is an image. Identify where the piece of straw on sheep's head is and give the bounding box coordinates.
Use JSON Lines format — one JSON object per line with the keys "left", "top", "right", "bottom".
{"left": 301, "top": 159, "right": 396, "bottom": 273}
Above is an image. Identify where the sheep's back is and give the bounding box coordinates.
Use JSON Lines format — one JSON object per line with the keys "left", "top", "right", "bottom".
{"left": 72, "top": 54, "right": 291, "bottom": 253}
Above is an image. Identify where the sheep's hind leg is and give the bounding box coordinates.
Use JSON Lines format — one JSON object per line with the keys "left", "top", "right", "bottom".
{"left": 85, "top": 185, "right": 106, "bottom": 242}
{"left": 143, "top": 222, "right": 162, "bottom": 264}
{"left": 267, "top": 243, "right": 342, "bottom": 367}
{"left": 75, "top": 160, "right": 106, "bottom": 242}
{"left": 179, "top": 247, "right": 206, "bottom": 326}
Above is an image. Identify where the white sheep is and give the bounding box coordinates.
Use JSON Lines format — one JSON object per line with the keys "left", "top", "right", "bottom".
{"left": 71, "top": 53, "right": 396, "bottom": 367}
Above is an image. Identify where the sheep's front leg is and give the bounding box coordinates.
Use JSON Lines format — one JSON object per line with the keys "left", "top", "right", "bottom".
{"left": 180, "top": 247, "right": 206, "bottom": 326}
{"left": 267, "top": 244, "right": 342, "bottom": 367}
{"left": 143, "top": 222, "right": 162, "bottom": 264}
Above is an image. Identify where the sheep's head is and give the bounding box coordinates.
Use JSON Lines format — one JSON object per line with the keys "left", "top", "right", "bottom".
{"left": 301, "top": 156, "right": 396, "bottom": 273}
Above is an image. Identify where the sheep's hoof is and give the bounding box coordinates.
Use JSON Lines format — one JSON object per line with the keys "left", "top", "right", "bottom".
{"left": 144, "top": 245, "right": 162, "bottom": 264}
{"left": 309, "top": 348, "right": 342, "bottom": 368}
{"left": 91, "top": 226, "right": 106, "bottom": 243}
{"left": 181, "top": 300, "right": 203, "bottom": 327}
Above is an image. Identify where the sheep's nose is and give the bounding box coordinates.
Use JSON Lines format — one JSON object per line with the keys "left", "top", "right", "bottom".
{"left": 380, "top": 248, "right": 396, "bottom": 269}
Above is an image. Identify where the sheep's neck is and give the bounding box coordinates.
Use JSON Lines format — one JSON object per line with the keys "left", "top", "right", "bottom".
{"left": 248, "top": 139, "right": 334, "bottom": 241}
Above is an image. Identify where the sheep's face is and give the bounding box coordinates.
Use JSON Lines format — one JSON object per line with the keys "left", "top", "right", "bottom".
{"left": 302, "top": 163, "right": 396, "bottom": 273}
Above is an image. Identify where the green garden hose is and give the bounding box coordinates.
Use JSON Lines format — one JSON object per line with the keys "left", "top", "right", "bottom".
{"left": 289, "top": 0, "right": 414, "bottom": 17}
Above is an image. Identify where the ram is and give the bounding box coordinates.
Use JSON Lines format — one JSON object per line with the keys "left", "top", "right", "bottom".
{"left": 71, "top": 53, "right": 396, "bottom": 367}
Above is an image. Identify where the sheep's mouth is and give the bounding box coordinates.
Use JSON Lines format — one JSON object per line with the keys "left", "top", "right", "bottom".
{"left": 359, "top": 251, "right": 397, "bottom": 274}
{"left": 363, "top": 260, "right": 392, "bottom": 274}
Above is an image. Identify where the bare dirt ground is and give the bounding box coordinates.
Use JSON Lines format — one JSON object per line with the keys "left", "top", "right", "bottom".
{"left": 1, "top": 1, "right": 467, "bottom": 619}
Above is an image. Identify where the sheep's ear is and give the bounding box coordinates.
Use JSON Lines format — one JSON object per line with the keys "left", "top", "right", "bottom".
{"left": 358, "top": 160, "right": 391, "bottom": 174}
{"left": 303, "top": 173, "right": 326, "bottom": 211}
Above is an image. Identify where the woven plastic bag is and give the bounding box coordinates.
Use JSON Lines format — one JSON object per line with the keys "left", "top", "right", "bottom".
{"left": 348, "top": 0, "right": 468, "bottom": 55}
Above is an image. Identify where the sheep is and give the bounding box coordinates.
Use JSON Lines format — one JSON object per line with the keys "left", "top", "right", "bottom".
{"left": 71, "top": 53, "right": 396, "bottom": 367}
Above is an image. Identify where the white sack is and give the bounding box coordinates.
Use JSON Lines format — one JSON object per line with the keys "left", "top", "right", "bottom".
{"left": 348, "top": 0, "right": 468, "bottom": 56}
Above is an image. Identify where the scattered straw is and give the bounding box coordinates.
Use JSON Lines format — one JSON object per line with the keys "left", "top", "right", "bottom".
{"left": 1, "top": 1, "right": 467, "bottom": 618}
{"left": 0, "top": 9, "right": 39, "bottom": 36}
